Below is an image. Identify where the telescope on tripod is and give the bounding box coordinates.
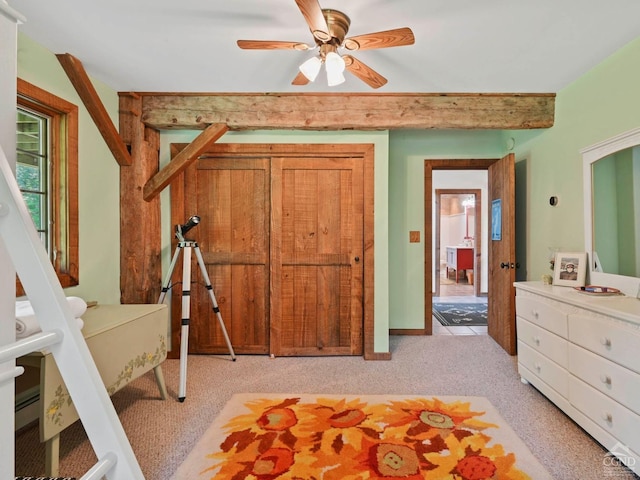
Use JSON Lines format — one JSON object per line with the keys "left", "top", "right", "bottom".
{"left": 158, "top": 215, "right": 236, "bottom": 402}
{"left": 176, "top": 214, "right": 200, "bottom": 237}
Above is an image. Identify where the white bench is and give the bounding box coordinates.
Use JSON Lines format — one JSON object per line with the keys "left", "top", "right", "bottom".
{"left": 17, "top": 303, "right": 169, "bottom": 476}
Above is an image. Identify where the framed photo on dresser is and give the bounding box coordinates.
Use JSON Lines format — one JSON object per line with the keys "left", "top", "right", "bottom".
{"left": 553, "top": 251, "right": 587, "bottom": 286}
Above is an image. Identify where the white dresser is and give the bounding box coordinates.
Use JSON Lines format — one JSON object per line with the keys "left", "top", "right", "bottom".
{"left": 515, "top": 281, "right": 640, "bottom": 475}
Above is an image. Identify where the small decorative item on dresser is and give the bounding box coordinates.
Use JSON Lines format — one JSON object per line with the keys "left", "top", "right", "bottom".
{"left": 553, "top": 251, "right": 587, "bottom": 287}
{"left": 548, "top": 246, "right": 560, "bottom": 271}
{"left": 574, "top": 285, "right": 623, "bottom": 296}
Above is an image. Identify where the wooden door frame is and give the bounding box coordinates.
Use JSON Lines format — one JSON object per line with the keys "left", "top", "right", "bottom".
{"left": 424, "top": 159, "right": 497, "bottom": 335}
{"left": 169, "top": 143, "right": 378, "bottom": 359}
{"left": 434, "top": 189, "right": 482, "bottom": 297}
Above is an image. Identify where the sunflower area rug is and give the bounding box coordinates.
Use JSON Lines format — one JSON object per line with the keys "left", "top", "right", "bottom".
{"left": 433, "top": 303, "right": 488, "bottom": 327}
{"left": 171, "top": 393, "right": 552, "bottom": 480}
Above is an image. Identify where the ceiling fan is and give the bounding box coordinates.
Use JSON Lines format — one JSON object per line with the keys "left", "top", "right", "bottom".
{"left": 236, "top": 0, "right": 415, "bottom": 89}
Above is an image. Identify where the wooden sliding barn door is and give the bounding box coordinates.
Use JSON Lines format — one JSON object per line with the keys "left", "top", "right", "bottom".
{"left": 179, "top": 157, "right": 271, "bottom": 354}
{"left": 171, "top": 144, "right": 369, "bottom": 357}
{"left": 271, "top": 157, "right": 364, "bottom": 356}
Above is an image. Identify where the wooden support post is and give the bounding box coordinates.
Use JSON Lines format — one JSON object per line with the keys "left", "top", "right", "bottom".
{"left": 118, "top": 93, "right": 162, "bottom": 304}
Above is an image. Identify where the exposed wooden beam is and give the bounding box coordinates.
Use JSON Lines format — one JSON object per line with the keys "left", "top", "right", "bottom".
{"left": 138, "top": 92, "right": 555, "bottom": 131}
{"left": 56, "top": 53, "right": 133, "bottom": 166}
{"left": 142, "top": 123, "right": 228, "bottom": 201}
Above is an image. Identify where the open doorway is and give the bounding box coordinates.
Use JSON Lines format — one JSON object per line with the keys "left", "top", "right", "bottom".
{"left": 426, "top": 160, "right": 494, "bottom": 337}
{"left": 432, "top": 189, "right": 488, "bottom": 336}
{"left": 434, "top": 189, "right": 481, "bottom": 299}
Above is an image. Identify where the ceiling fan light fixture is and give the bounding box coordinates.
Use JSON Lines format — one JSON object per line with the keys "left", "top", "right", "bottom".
{"left": 299, "top": 55, "right": 322, "bottom": 81}
{"left": 325, "top": 51, "right": 346, "bottom": 86}
{"left": 325, "top": 51, "right": 345, "bottom": 73}
{"left": 326, "top": 68, "right": 346, "bottom": 86}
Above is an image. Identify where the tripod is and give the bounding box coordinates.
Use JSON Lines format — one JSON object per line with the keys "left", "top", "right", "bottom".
{"left": 158, "top": 216, "right": 236, "bottom": 402}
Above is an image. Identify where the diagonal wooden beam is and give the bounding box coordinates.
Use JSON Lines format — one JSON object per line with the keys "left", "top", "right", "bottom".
{"left": 56, "top": 53, "right": 132, "bottom": 166}
{"left": 142, "top": 123, "right": 228, "bottom": 201}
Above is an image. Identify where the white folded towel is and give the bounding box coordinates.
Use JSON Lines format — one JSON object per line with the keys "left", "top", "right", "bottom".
{"left": 15, "top": 296, "right": 87, "bottom": 339}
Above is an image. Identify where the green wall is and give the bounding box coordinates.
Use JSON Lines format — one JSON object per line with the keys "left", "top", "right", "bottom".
{"left": 387, "top": 130, "right": 506, "bottom": 329}
{"left": 510, "top": 36, "right": 640, "bottom": 281}
{"left": 17, "top": 33, "right": 122, "bottom": 304}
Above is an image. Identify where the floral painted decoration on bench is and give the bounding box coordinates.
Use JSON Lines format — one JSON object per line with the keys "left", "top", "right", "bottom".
{"left": 45, "top": 335, "right": 166, "bottom": 425}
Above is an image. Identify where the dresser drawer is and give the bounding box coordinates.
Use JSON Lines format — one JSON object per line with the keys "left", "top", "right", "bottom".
{"left": 518, "top": 341, "right": 568, "bottom": 397}
{"left": 517, "top": 317, "right": 568, "bottom": 368}
{"left": 568, "top": 344, "right": 640, "bottom": 415}
{"left": 569, "top": 375, "right": 640, "bottom": 455}
{"left": 515, "top": 295, "right": 568, "bottom": 337}
{"left": 568, "top": 314, "right": 640, "bottom": 374}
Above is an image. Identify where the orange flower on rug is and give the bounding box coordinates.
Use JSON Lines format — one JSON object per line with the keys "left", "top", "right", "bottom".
{"left": 171, "top": 394, "right": 553, "bottom": 480}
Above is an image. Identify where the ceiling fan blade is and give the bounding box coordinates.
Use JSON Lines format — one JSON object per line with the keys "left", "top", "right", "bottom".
{"left": 295, "top": 0, "right": 331, "bottom": 42}
{"left": 343, "top": 27, "right": 415, "bottom": 51}
{"left": 237, "top": 40, "right": 311, "bottom": 50}
{"left": 292, "top": 71, "right": 311, "bottom": 86}
{"left": 343, "top": 55, "right": 387, "bottom": 89}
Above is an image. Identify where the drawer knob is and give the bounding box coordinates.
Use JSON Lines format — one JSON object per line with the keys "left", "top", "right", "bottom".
{"left": 532, "top": 310, "right": 539, "bottom": 319}
{"left": 599, "top": 374, "right": 612, "bottom": 385}
{"left": 601, "top": 412, "right": 613, "bottom": 423}
{"left": 600, "top": 337, "right": 612, "bottom": 347}
{"left": 533, "top": 336, "right": 541, "bottom": 346}
{"left": 534, "top": 362, "right": 541, "bottom": 372}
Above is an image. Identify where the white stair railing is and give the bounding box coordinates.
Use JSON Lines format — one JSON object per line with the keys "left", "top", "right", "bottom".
{"left": 0, "top": 141, "right": 145, "bottom": 479}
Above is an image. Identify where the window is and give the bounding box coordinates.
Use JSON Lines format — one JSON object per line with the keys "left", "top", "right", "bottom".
{"left": 16, "top": 78, "right": 79, "bottom": 294}
{"left": 17, "top": 108, "right": 50, "bottom": 251}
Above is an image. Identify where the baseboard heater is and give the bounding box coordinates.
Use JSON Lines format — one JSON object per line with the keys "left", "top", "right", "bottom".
{"left": 15, "top": 386, "right": 39, "bottom": 430}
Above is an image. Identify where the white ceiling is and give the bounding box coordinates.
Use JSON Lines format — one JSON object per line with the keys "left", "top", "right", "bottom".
{"left": 14, "top": 0, "right": 640, "bottom": 94}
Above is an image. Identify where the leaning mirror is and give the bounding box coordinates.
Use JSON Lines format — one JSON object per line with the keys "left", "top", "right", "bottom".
{"left": 582, "top": 127, "right": 640, "bottom": 290}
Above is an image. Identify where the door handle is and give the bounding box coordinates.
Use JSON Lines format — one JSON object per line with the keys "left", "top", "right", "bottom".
{"left": 354, "top": 256, "right": 360, "bottom": 263}
{"left": 500, "top": 262, "right": 518, "bottom": 269}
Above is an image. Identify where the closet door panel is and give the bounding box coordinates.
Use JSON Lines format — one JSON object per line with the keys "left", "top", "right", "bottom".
{"left": 271, "top": 157, "right": 364, "bottom": 356}
{"left": 184, "top": 158, "right": 270, "bottom": 354}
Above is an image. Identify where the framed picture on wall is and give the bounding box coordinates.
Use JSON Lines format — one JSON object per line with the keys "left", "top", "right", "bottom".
{"left": 491, "top": 199, "right": 502, "bottom": 240}
{"left": 553, "top": 252, "right": 587, "bottom": 286}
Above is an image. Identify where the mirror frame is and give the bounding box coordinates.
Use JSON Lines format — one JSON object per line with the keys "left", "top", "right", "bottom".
{"left": 582, "top": 126, "right": 640, "bottom": 295}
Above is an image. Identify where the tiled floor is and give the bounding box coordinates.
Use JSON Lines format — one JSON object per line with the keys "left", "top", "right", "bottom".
{"left": 432, "top": 319, "right": 487, "bottom": 336}
{"left": 433, "top": 272, "right": 487, "bottom": 336}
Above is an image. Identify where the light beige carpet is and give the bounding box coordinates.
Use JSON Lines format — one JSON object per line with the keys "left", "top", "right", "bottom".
{"left": 171, "top": 393, "right": 552, "bottom": 480}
